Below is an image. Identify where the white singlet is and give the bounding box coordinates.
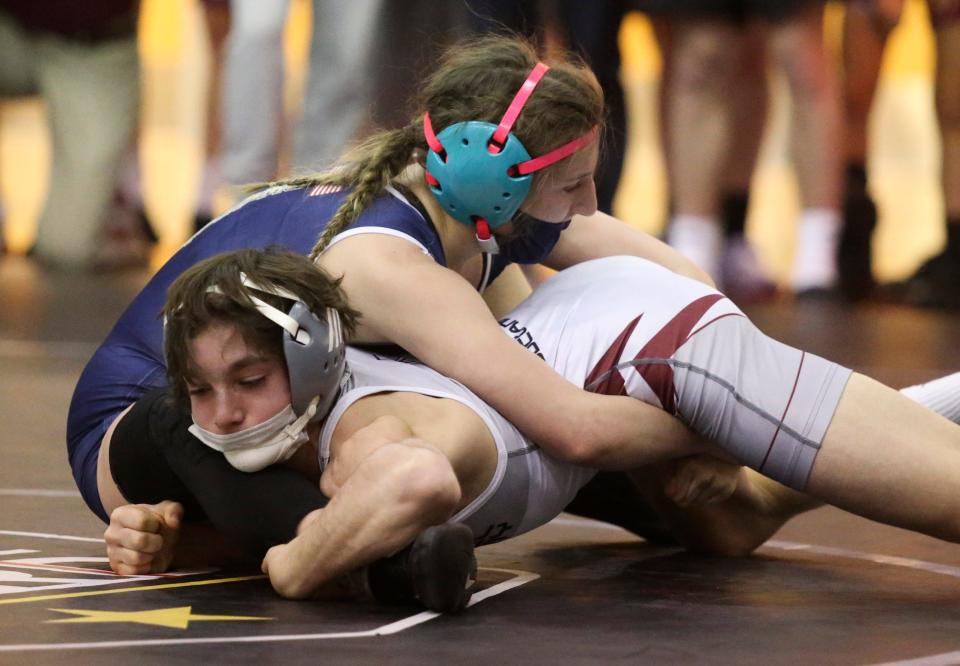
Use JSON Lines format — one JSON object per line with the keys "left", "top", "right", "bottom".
{"left": 320, "top": 256, "right": 851, "bottom": 546}
{"left": 318, "top": 348, "right": 597, "bottom": 546}
{"left": 501, "top": 256, "right": 851, "bottom": 490}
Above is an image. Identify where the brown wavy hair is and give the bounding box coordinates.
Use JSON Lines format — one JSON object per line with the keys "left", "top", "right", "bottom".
{"left": 162, "top": 247, "right": 360, "bottom": 406}
{"left": 260, "top": 34, "right": 605, "bottom": 262}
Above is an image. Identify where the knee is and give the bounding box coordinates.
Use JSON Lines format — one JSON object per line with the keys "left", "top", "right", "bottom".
{"left": 768, "top": 28, "right": 831, "bottom": 99}
{"left": 671, "top": 29, "right": 738, "bottom": 93}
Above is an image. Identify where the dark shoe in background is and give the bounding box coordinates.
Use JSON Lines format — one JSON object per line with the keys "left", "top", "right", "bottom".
{"left": 837, "top": 187, "right": 877, "bottom": 302}
{"left": 880, "top": 248, "right": 960, "bottom": 310}
{"left": 91, "top": 191, "right": 157, "bottom": 272}
{"left": 720, "top": 191, "right": 778, "bottom": 305}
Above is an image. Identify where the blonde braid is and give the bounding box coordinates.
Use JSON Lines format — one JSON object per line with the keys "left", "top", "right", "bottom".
{"left": 307, "top": 125, "right": 422, "bottom": 261}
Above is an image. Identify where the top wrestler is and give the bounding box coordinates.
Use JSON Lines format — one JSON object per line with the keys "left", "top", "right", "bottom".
{"left": 108, "top": 247, "right": 960, "bottom": 604}
{"left": 69, "top": 34, "right": 714, "bottom": 542}
{"left": 70, "top": 33, "right": 960, "bottom": 566}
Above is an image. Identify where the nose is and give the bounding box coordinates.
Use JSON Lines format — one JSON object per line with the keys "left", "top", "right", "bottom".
{"left": 212, "top": 391, "right": 244, "bottom": 433}
{"left": 572, "top": 180, "right": 597, "bottom": 217}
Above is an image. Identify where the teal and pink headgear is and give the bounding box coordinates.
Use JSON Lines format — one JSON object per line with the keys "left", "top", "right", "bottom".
{"left": 423, "top": 62, "right": 598, "bottom": 252}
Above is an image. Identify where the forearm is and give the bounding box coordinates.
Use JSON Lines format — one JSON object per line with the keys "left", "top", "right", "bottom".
{"left": 277, "top": 490, "right": 425, "bottom": 597}
{"left": 569, "top": 393, "right": 712, "bottom": 468}
{"left": 333, "top": 244, "right": 709, "bottom": 469}
{"left": 265, "top": 442, "right": 459, "bottom": 598}
{"left": 407, "top": 321, "right": 710, "bottom": 467}
{"left": 545, "top": 211, "right": 715, "bottom": 287}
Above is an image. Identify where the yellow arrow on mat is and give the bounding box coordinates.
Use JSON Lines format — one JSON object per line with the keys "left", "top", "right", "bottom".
{"left": 45, "top": 605, "right": 273, "bottom": 629}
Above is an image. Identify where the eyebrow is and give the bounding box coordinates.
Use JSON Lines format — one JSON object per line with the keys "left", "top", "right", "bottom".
{"left": 188, "top": 353, "right": 274, "bottom": 384}
{"left": 226, "top": 354, "right": 272, "bottom": 372}
{"left": 563, "top": 171, "right": 595, "bottom": 185}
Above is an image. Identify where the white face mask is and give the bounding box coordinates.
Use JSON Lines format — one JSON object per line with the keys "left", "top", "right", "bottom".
{"left": 188, "top": 397, "right": 318, "bottom": 472}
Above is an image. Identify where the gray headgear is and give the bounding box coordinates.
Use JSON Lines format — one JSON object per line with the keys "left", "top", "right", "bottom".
{"left": 238, "top": 274, "right": 346, "bottom": 422}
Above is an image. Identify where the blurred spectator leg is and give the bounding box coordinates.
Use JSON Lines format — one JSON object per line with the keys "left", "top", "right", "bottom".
{"left": 720, "top": 25, "right": 778, "bottom": 303}
{"left": 664, "top": 19, "right": 743, "bottom": 282}
{"left": 933, "top": 8, "right": 960, "bottom": 308}
{"left": 838, "top": 0, "right": 903, "bottom": 300}
{"left": 555, "top": 1, "right": 631, "bottom": 214}
{"left": 883, "top": 2, "right": 960, "bottom": 308}
{"left": 0, "top": 12, "right": 38, "bottom": 258}
{"left": 767, "top": 3, "right": 844, "bottom": 297}
{"left": 292, "top": 0, "right": 384, "bottom": 172}
{"left": 220, "top": 0, "right": 290, "bottom": 188}
{"left": 194, "top": 0, "right": 230, "bottom": 230}
{"left": 32, "top": 29, "right": 139, "bottom": 270}
{"left": 0, "top": 12, "right": 37, "bottom": 256}
{"left": 365, "top": 2, "right": 469, "bottom": 132}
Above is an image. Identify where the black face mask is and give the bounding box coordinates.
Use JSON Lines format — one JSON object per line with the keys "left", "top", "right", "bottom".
{"left": 499, "top": 210, "right": 571, "bottom": 243}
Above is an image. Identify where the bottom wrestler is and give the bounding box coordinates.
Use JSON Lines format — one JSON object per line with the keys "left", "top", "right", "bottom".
{"left": 106, "top": 248, "right": 960, "bottom": 601}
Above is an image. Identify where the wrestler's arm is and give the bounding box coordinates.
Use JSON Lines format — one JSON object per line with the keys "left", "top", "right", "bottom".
{"left": 262, "top": 416, "right": 461, "bottom": 599}
{"left": 105, "top": 501, "right": 260, "bottom": 574}
{"left": 321, "top": 235, "right": 709, "bottom": 469}
{"left": 102, "top": 390, "right": 330, "bottom": 573}
{"left": 543, "top": 211, "right": 716, "bottom": 287}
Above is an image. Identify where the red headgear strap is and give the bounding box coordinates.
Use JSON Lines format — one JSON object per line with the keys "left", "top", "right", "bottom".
{"left": 514, "top": 126, "right": 599, "bottom": 175}
{"left": 422, "top": 111, "right": 444, "bottom": 157}
{"left": 422, "top": 61, "right": 598, "bottom": 177}
{"left": 489, "top": 62, "right": 550, "bottom": 152}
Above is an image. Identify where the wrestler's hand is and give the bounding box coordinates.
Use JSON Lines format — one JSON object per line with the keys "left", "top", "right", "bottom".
{"left": 663, "top": 455, "right": 742, "bottom": 507}
{"left": 261, "top": 542, "right": 310, "bottom": 599}
{"left": 262, "top": 543, "right": 369, "bottom": 601}
{"left": 104, "top": 501, "right": 182, "bottom": 575}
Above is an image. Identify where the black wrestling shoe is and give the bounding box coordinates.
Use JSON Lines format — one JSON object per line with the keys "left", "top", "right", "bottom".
{"left": 880, "top": 249, "right": 960, "bottom": 310}
{"left": 838, "top": 189, "right": 877, "bottom": 302}
{"left": 367, "top": 523, "right": 477, "bottom": 613}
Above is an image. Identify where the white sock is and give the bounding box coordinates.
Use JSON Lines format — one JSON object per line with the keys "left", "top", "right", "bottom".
{"left": 791, "top": 207, "right": 840, "bottom": 291}
{"left": 901, "top": 372, "right": 960, "bottom": 424}
{"left": 667, "top": 214, "right": 723, "bottom": 281}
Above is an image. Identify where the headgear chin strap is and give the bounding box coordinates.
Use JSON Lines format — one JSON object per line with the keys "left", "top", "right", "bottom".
{"left": 231, "top": 274, "right": 346, "bottom": 423}
{"left": 423, "top": 62, "right": 597, "bottom": 248}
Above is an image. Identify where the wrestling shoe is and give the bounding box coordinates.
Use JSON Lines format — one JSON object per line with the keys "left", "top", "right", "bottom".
{"left": 367, "top": 523, "right": 477, "bottom": 613}
{"left": 720, "top": 235, "right": 778, "bottom": 305}
{"left": 91, "top": 191, "right": 157, "bottom": 272}
{"left": 837, "top": 188, "right": 877, "bottom": 302}
{"left": 880, "top": 249, "right": 960, "bottom": 310}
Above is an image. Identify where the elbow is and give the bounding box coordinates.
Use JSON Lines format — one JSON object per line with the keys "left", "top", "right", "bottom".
{"left": 545, "top": 426, "right": 610, "bottom": 467}
{"left": 382, "top": 442, "right": 462, "bottom": 525}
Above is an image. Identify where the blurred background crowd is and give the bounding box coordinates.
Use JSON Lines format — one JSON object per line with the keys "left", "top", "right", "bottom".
{"left": 0, "top": 0, "right": 956, "bottom": 309}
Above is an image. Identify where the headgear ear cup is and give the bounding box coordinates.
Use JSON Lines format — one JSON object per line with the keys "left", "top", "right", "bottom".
{"left": 283, "top": 302, "right": 345, "bottom": 420}
{"left": 425, "top": 120, "right": 534, "bottom": 229}
{"left": 238, "top": 277, "right": 347, "bottom": 423}
{"left": 423, "top": 62, "right": 598, "bottom": 232}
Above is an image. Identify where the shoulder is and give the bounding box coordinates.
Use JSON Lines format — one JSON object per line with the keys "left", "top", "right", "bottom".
{"left": 326, "top": 188, "right": 447, "bottom": 264}
{"left": 319, "top": 230, "right": 443, "bottom": 281}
